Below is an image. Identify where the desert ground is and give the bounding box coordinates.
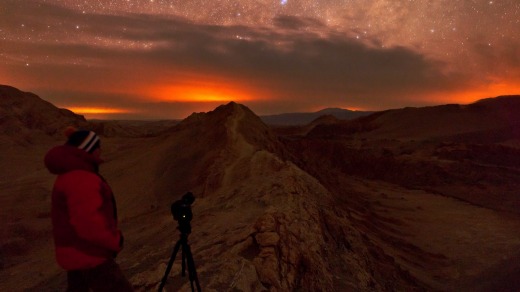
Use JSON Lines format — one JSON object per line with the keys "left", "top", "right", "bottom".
{"left": 1, "top": 85, "right": 520, "bottom": 291}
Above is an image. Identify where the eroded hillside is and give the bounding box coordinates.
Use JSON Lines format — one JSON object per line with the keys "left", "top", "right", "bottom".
{"left": 1, "top": 87, "right": 520, "bottom": 291}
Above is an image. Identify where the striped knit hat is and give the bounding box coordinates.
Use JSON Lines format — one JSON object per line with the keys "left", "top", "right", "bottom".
{"left": 65, "top": 127, "right": 101, "bottom": 153}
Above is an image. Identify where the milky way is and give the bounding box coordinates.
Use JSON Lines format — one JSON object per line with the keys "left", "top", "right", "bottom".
{"left": 1, "top": 0, "right": 519, "bottom": 119}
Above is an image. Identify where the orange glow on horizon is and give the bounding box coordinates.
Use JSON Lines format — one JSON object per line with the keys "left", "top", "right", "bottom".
{"left": 65, "top": 107, "right": 132, "bottom": 115}
{"left": 426, "top": 80, "right": 520, "bottom": 105}
{"left": 152, "top": 82, "right": 254, "bottom": 103}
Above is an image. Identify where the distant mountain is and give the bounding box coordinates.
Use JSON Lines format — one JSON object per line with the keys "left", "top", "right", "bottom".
{"left": 308, "top": 96, "right": 520, "bottom": 142}
{"left": 260, "top": 108, "right": 374, "bottom": 126}
{"left": 89, "top": 119, "right": 180, "bottom": 137}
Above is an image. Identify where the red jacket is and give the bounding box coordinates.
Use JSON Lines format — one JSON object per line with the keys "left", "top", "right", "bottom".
{"left": 44, "top": 145, "right": 122, "bottom": 270}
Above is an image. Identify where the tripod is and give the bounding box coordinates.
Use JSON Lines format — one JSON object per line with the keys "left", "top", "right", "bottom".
{"left": 158, "top": 222, "right": 201, "bottom": 292}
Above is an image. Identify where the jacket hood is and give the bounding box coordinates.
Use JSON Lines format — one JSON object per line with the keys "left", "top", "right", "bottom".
{"left": 45, "top": 145, "right": 102, "bottom": 175}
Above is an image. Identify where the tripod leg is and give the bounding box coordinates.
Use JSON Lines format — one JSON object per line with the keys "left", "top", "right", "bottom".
{"left": 158, "top": 240, "right": 182, "bottom": 292}
{"left": 184, "top": 243, "right": 202, "bottom": 292}
{"left": 182, "top": 245, "right": 186, "bottom": 277}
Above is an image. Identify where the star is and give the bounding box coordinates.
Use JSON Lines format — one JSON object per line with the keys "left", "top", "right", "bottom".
{"left": 1, "top": 0, "right": 519, "bottom": 118}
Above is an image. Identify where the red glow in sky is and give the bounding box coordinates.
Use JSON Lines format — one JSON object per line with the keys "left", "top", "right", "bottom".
{"left": 1, "top": 0, "right": 519, "bottom": 119}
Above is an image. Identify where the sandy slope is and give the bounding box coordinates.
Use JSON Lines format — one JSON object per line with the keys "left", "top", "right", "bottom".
{"left": 342, "top": 177, "right": 520, "bottom": 290}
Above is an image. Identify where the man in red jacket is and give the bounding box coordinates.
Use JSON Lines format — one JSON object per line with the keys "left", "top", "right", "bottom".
{"left": 45, "top": 127, "right": 133, "bottom": 291}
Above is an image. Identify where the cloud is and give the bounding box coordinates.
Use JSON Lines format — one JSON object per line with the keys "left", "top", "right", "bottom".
{"left": 1, "top": 1, "right": 488, "bottom": 118}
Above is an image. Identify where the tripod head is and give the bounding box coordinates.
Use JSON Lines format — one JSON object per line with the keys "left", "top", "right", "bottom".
{"left": 171, "top": 192, "right": 195, "bottom": 235}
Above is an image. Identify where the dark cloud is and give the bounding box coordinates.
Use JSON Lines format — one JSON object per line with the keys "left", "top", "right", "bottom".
{"left": 273, "top": 15, "right": 327, "bottom": 30}
{"left": 2, "top": 0, "right": 516, "bottom": 118}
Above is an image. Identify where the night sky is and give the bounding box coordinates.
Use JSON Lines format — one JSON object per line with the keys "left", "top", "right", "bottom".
{"left": 1, "top": 0, "right": 519, "bottom": 119}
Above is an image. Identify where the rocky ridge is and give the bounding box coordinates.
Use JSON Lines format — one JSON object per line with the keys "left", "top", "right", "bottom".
{"left": 127, "top": 102, "right": 421, "bottom": 291}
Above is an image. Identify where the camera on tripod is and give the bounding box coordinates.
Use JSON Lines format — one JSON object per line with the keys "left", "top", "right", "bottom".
{"left": 171, "top": 192, "right": 195, "bottom": 234}
{"left": 159, "top": 191, "right": 201, "bottom": 292}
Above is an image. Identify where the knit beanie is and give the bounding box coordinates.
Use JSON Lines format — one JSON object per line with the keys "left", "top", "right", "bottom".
{"left": 65, "top": 127, "right": 101, "bottom": 153}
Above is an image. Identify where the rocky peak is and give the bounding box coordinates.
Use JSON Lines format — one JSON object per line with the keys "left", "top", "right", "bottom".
{"left": 151, "top": 102, "right": 286, "bottom": 203}
{"left": 178, "top": 101, "right": 283, "bottom": 154}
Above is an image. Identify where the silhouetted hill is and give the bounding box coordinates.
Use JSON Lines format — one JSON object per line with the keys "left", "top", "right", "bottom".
{"left": 308, "top": 96, "right": 520, "bottom": 142}
{"left": 0, "top": 85, "right": 87, "bottom": 140}
{"left": 0, "top": 85, "right": 180, "bottom": 139}
{"left": 261, "top": 107, "right": 373, "bottom": 125}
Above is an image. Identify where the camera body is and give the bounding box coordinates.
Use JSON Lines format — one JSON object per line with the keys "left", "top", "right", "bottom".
{"left": 171, "top": 192, "right": 195, "bottom": 234}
